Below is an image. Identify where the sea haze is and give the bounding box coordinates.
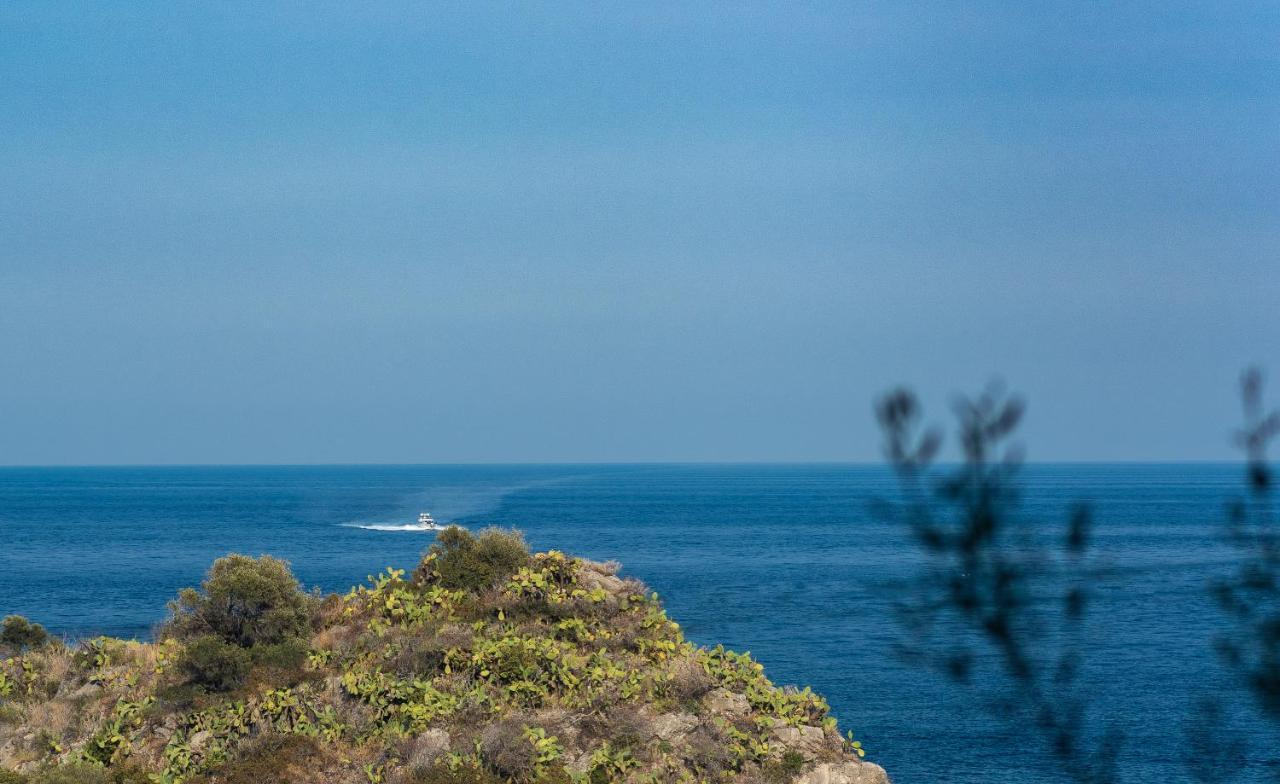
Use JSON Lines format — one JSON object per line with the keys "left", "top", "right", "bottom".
{"left": 0, "top": 463, "right": 1268, "bottom": 782}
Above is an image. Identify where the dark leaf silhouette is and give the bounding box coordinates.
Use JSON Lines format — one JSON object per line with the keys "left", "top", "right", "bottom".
{"left": 875, "top": 384, "right": 1119, "bottom": 784}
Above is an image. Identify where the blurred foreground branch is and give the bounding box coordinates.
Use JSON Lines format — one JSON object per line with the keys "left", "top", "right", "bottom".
{"left": 874, "top": 384, "right": 1119, "bottom": 783}
{"left": 1215, "top": 369, "right": 1280, "bottom": 722}
{"left": 874, "top": 370, "right": 1280, "bottom": 781}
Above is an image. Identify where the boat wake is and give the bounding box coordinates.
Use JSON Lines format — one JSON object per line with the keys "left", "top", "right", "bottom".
{"left": 342, "top": 523, "right": 449, "bottom": 532}
{"left": 339, "top": 474, "right": 575, "bottom": 533}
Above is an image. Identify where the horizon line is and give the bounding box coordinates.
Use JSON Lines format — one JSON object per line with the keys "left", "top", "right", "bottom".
{"left": 0, "top": 459, "right": 1255, "bottom": 469}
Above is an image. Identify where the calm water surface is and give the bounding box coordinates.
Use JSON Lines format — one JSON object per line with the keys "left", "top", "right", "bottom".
{"left": 0, "top": 464, "right": 1270, "bottom": 782}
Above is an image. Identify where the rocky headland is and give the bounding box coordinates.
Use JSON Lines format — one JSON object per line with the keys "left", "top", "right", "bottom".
{"left": 0, "top": 527, "right": 888, "bottom": 784}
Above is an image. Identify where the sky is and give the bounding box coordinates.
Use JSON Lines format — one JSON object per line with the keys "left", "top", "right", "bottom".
{"left": 0, "top": 2, "right": 1276, "bottom": 464}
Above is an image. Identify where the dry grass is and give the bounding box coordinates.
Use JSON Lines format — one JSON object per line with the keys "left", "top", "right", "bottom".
{"left": 191, "top": 733, "right": 374, "bottom": 784}
{"left": 667, "top": 653, "right": 715, "bottom": 705}
{"left": 578, "top": 703, "right": 650, "bottom": 749}
{"left": 478, "top": 718, "right": 537, "bottom": 780}
{"left": 682, "top": 723, "right": 735, "bottom": 777}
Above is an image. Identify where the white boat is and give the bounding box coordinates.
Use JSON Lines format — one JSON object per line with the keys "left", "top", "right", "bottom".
{"left": 415, "top": 512, "right": 448, "bottom": 531}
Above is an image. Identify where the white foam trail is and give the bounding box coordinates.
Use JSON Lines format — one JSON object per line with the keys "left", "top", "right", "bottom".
{"left": 339, "top": 475, "right": 578, "bottom": 533}
{"left": 342, "top": 523, "right": 447, "bottom": 532}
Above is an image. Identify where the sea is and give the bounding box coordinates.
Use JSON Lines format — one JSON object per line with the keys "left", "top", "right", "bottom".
{"left": 0, "top": 463, "right": 1273, "bottom": 782}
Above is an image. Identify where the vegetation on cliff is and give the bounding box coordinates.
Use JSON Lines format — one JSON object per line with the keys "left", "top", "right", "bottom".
{"left": 0, "top": 528, "right": 884, "bottom": 784}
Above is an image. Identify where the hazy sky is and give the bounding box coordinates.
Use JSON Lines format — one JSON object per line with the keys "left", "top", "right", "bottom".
{"left": 1, "top": 2, "right": 1276, "bottom": 464}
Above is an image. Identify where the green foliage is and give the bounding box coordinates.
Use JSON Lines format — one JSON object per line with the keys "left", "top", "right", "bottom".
{"left": 80, "top": 698, "right": 151, "bottom": 767}
{"left": 0, "top": 658, "right": 41, "bottom": 701}
{"left": 504, "top": 552, "right": 582, "bottom": 605}
{"left": 340, "top": 659, "right": 460, "bottom": 732}
{"left": 585, "top": 742, "right": 637, "bottom": 784}
{"left": 0, "top": 616, "right": 48, "bottom": 653}
{"left": 0, "top": 770, "right": 27, "bottom": 784}
{"left": 152, "top": 683, "right": 347, "bottom": 782}
{"left": 178, "top": 636, "right": 252, "bottom": 692}
{"left": 415, "top": 527, "right": 530, "bottom": 593}
{"left": 74, "top": 638, "right": 113, "bottom": 675}
{"left": 249, "top": 637, "right": 310, "bottom": 675}
{"left": 523, "top": 727, "right": 564, "bottom": 778}
{"left": 347, "top": 568, "right": 463, "bottom": 634}
{"left": 843, "top": 729, "right": 866, "bottom": 758}
{"left": 762, "top": 750, "right": 806, "bottom": 783}
{"left": 166, "top": 555, "right": 312, "bottom": 647}
{"left": 717, "top": 717, "right": 771, "bottom": 767}
{"left": 698, "top": 646, "right": 831, "bottom": 727}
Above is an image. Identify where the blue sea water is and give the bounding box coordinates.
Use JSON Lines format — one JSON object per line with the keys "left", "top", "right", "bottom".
{"left": 0, "top": 463, "right": 1273, "bottom": 782}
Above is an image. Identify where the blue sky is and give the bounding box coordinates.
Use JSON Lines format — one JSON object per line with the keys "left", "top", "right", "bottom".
{"left": 1, "top": 2, "right": 1276, "bottom": 464}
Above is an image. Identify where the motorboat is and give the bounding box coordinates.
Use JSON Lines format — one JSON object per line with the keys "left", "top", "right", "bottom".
{"left": 415, "top": 512, "right": 448, "bottom": 531}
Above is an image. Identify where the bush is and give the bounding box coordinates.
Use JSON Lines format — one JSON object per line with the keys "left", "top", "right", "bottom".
{"left": 0, "top": 703, "right": 22, "bottom": 724}
{"left": 762, "top": 751, "right": 807, "bottom": 783}
{"left": 250, "top": 637, "right": 310, "bottom": 672}
{"left": 166, "top": 554, "right": 312, "bottom": 647}
{"left": 0, "top": 770, "right": 27, "bottom": 784}
{"left": 388, "top": 637, "right": 448, "bottom": 678}
{"left": 416, "top": 527, "right": 530, "bottom": 593}
{"left": 245, "top": 637, "right": 311, "bottom": 688}
{"left": 1, "top": 615, "right": 49, "bottom": 653}
{"left": 179, "top": 635, "right": 252, "bottom": 692}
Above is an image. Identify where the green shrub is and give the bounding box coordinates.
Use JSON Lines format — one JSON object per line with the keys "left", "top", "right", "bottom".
{"left": 0, "top": 703, "right": 22, "bottom": 724}
{"left": 416, "top": 527, "right": 530, "bottom": 592}
{"left": 0, "top": 770, "right": 27, "bottom": 784}
{"left": 762, "top": 750, "right": 807, "bottom": 783}
{"left": 1, "top": 616, "right": 48, "bottom": 653}
{"left": 178, "top": 635, "right": 252, "bottom": 692}
{"left": 246, "top": 636, "right": 311, "bottom": 687}
{"left": 166, "top": 554, "right": 312, "bottom": 647}
{"left": 250, "top": 637, "right": 309, "bottom": 672}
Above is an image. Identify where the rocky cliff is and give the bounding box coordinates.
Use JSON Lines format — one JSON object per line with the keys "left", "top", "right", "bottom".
{"left": 0, "top": 528, "right": 888, "bottom": 784}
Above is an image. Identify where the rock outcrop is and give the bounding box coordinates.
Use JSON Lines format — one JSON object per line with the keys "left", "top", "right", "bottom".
{"left": 796, "top": 761, "right": 890, "bottom": 784}
{"left": 0, "top": 532, "right": 889, "bottom": 783}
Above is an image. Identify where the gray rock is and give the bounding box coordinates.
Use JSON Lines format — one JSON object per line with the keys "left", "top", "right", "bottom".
{"left": 704, "top": 688, "right": 750, "bottom": 716}
{"left": 772, "top": 724, "right": 829, "bottom": 760}
{"left": 68, "top": 683, "right": 102, "bottom": 701}
{"left": 407, "top": 728, "right": 450, "bottom": 768}
{"left": 794, "top": 760, "right": 891, "bottom": 784}
{"left": 650, "top": 712, "right": 697, "bottom": 742}
{"left": 188, "top": 730, "right": 211, "bottom": 751}
{"left": 579, "top": 568, "right": 625, "bottom": 595}
{"left": 565, "top": 750, "right": 594, "bottom": 774}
